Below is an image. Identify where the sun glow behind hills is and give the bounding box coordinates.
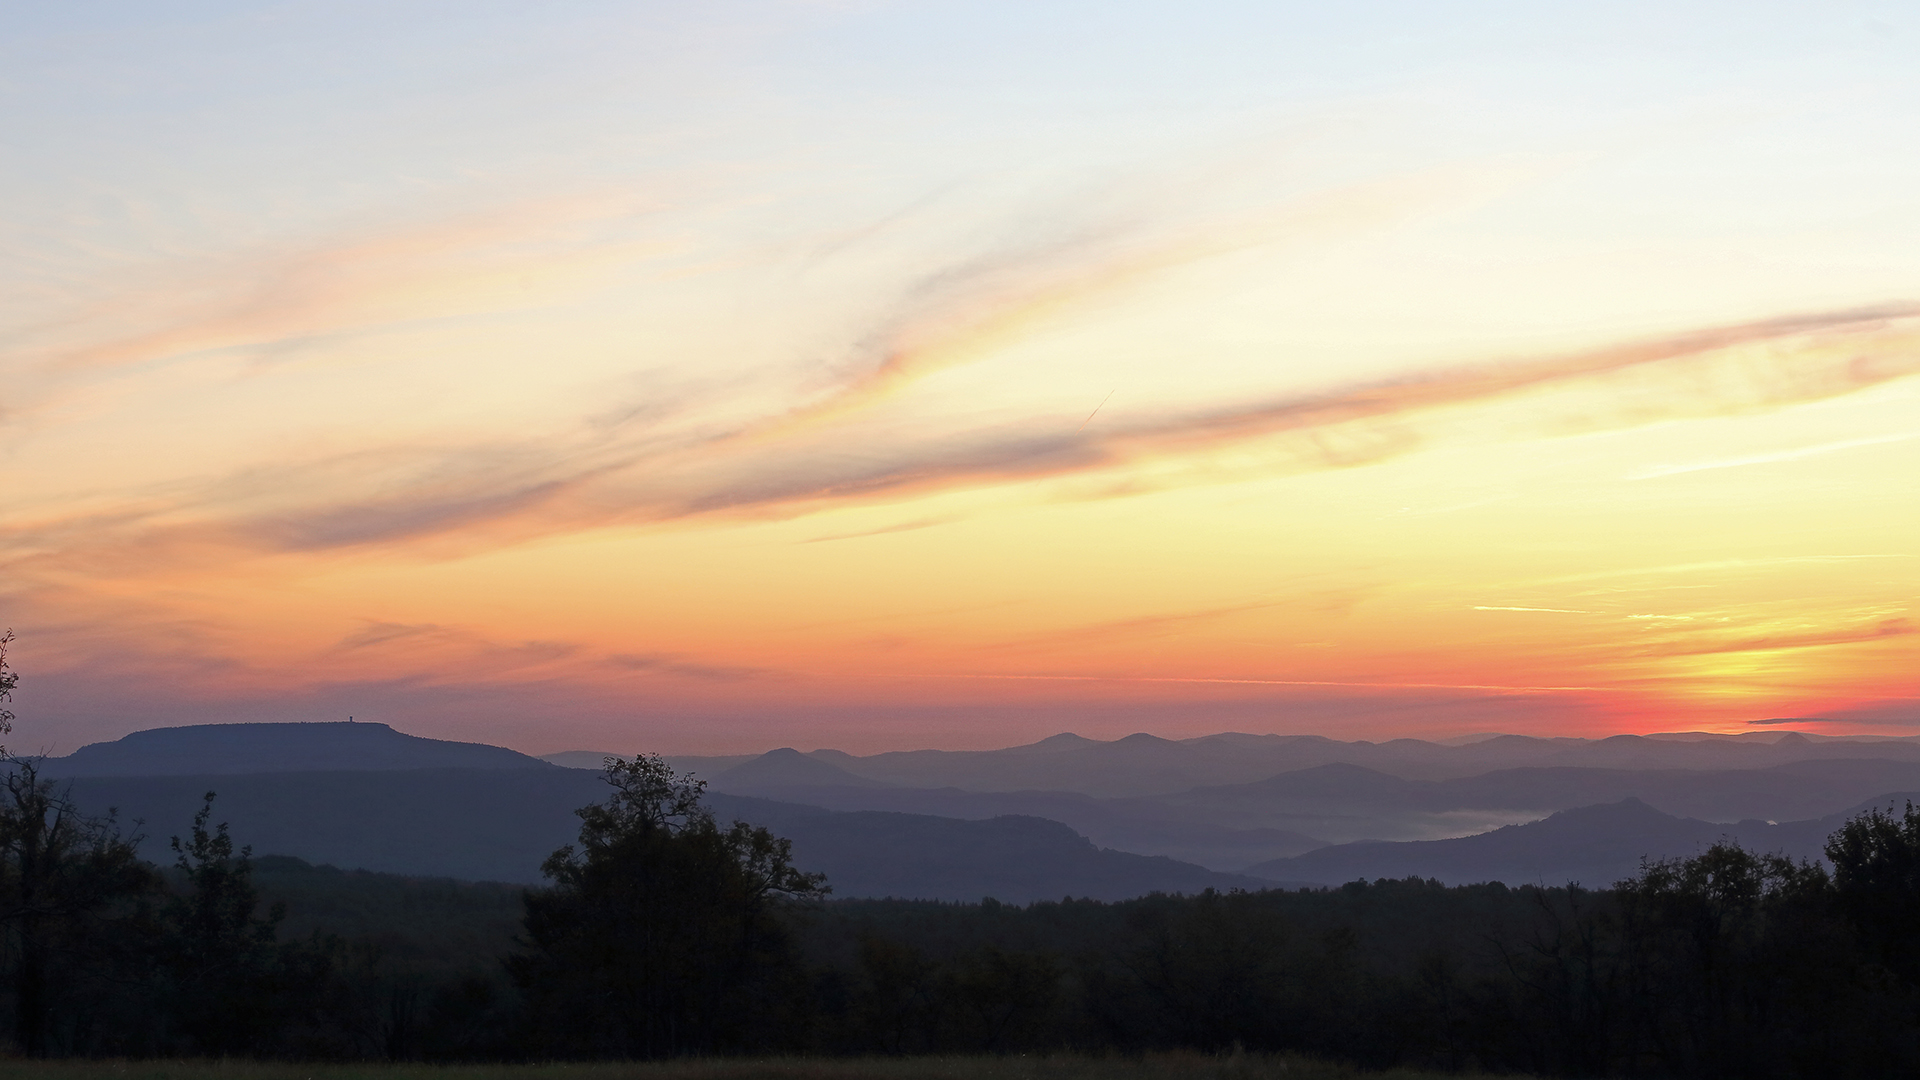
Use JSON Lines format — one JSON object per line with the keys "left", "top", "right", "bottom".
{"left": 3, "top": 2, "right": 1919, "bottom": 753}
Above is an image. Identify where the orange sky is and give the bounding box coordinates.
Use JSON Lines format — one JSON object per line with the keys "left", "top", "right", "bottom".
{"left": 4, "top": 3, "right": 1918, "bottom": 754}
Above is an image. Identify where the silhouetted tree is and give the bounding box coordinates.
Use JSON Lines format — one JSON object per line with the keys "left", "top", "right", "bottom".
{"left": 1101, "top": 888, "right": 1329, "bottom": 1053}
{"left": 0, "top": 759, "right": 155, "bottom": 1055}
{"left": 0, "top": 640, "right": 156, "bottom": 1056}
{"left": 1827, "top": 799, "right": 1920, "bottom": 988}
{"left": 509, "top": 754, "right": 827, "bottom": 1058}
{"left": 1613, "top": 842, "right": 1846, "bottom": 1079}
{"left": 0, "top": 629, "right": 16, "bottom": 756}
{"left": 1492, "top": 884, "right": 1623, "bottom": 1077}
{"left": 152, "top": 792, "right": 329, "bottom": 1055}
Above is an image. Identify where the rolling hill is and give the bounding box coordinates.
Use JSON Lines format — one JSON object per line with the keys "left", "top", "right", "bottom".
{"left": 39, "top": 721, "right": 1920, "bottom": 898}
{"left": 658, "top": 729, "right": 1920, "bottom": 798}
{"left": 1239, "top": 795, "right": 1907, "bottom": 887}
{"left": 55, "top": 767, "right": 1263, "bottom": 901}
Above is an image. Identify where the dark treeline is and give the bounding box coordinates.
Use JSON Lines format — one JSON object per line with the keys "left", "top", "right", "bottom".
{"left": 6, "top": 743, "right": 1920, "bottom": 1076}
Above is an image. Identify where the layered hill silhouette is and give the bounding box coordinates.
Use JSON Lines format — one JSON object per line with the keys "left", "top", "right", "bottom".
{"left": 698, "top": 743, "right": 1920, "bottom": 863}
{"left": 716, "top": 747, "right": 890, "bottom": 789}
{"left": 655, "top": 729, "right": 1920, "bottom": 796}
{"left": 701, "top": 749, "right": 1326, "bottom": 869}
{"left": 41, "top": 721, "right": 1920, "bottom": 897}
{"left": 56, "top": 768, "right": 1263, "bottom": 901}
{"left": 40, "top": 721, "right": 550, "bottom": 776}
{"left": 1122, "top": 758, "right": 1920, "bottom": 840}
{"left": 1238, "top": 795, "right": 1910, "bottom": 887}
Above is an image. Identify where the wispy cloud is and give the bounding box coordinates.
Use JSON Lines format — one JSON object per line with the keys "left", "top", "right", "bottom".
{"left": 751, "top": 164, "right": 1503, "bottom": 436}
{"left": 1626, "top": 617, "right": 1915, "bottom": 658}
{"left": 603, "top": 652, "right": 767, "bottom": 681}
{"left": 1626, "top": 431, "right": 1920, "bottom": 480}
{"left": 710, "top": 301, "right": 1920, "bottom": 518}
{"left": 7, "top": 302, "right": 1919, "bottom": 586}
{"left": 800, "top": 517, "right": 956, "bottom": 544}
{"left": 333, "top": 620, "right": 581, "bottom": 670}
{"left": 889, "top": 672, "right": 1608, "bottom": 694}
{"left": 1748, "top": 714, "right": 1920, "bottom": 729}
{"left": 1474, "top": 606, "right": 1594, "bottom": 614}
{"left": 11, "top": 189, "right": 675, "bottom": 384}
{"left": 1526, "top": 555, "right": 1914, "bottom": 598}
{"left": 331, "top": 622, "right": 767, "bottom": 684}
{"left": 1004, "top": 599, "right": 1301, "bottom": 650}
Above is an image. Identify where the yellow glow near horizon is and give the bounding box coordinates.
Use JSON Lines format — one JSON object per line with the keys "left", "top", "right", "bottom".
{"left": 4, "top": 4, "right": 1919, "bottom": 752}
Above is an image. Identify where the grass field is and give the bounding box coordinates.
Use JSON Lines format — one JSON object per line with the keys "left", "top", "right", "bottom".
{"left": 0, "top": 1055, "right": 1507, "bottom": 1080}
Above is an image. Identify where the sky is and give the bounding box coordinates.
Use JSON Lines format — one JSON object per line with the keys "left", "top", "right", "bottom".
{"left": 4, "top": 0, "right": 1919, "bottom": 755}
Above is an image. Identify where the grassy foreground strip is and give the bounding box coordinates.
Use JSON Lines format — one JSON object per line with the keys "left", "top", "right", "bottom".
{"left": 0, "top": 1056, "right": 1497, "bottom": 1080}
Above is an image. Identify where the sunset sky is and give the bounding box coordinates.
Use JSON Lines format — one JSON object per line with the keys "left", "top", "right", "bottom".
{"left": 5, "top": 1, "right": 1919, "bottom": 755}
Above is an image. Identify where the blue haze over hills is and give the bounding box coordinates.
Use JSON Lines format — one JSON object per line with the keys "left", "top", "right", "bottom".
{"left": 39, "top": 722, "right": 1920, "bottom": 899}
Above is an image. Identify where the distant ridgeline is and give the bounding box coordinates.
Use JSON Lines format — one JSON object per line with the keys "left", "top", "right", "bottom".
{"left": 38, "top": 721, "right": 552, "bottom": 776}
{"left": 36, "top": 720, "right": 1920, "bottom": 900}
{"left": 43, "top": 722, "right": 1263, "bottom": 898}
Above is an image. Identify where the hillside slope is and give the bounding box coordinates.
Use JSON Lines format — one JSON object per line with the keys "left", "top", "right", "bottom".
{"left": 58, "top": 769, "right": 1260, "bottom": 901}
{"left": 1240, "top": 795, "right": 1911, "bottom": 887}
{"left": 41, "top": 722, "right": 551, "bottom": 776}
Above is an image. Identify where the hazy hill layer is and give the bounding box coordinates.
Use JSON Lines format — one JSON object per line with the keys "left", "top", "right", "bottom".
{"left": 711, "top": 778, "right": 1329, "bottom": 870}
{"left": 1130, "top": 758, "right": 1920, "bottom": 837}
{"left": 1238, "top": 795, "right": 1909, "bottom": 887}
{"left": 703, "top": 746, "right": 1920, "bottom": 862}
{"left": 542, "top": 749, "right": 760, "bottom": 773}
{"left": 57, "top": 769, "right": 1259, "bottom": 901}
{"left": 704, "top": 756, "right": 1326, "bottom": 869}
{"left": 714, "top": 747, "right": 890, "bottom": 789}
{"left": 41, "top": 721, "right": 551, "bottom": 776}
{"left": 661, "top": 729, "right": 1920, "bottom": 798}
{"left": 45, "top": 722, "right": 1920, "bottom": 891}
{"left": 716, "top": 798, "right": 1268, "bottom": 902}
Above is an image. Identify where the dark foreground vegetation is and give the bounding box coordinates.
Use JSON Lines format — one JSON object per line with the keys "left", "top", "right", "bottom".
{"left": 10, "top": 752, "right": 1920, "bottom": 1078}
{"left": 0, "top": 1052, "right": 1470, "bottom": 1080}
{"left": 5, "top": 652, "right": 1920, "bottom": 1077}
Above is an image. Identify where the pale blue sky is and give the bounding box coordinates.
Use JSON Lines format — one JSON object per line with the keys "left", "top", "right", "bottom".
{"left": 6, "top": 2, "right": 1920, "bottom": 752}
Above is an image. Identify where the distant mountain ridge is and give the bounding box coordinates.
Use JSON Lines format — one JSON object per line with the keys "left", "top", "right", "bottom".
{"left": 713, "top": 747, "right": 891, "bottom": 789}
{"left": 702, "top": 752, "right": 1329, "bottom": 869}
{"left": 656, "top": 729, "right": 1920, "bottom": 797}
{"left": 1130, "top": 757, "right": 1920, "bottom": 834}
{"left": 56, "top": 769, "right": 1265, "bottom": 900}
{"left": 1239, "top": 795, "right": 1911, "bottom": 887}
{"left": 40, "top": 722, "right": 552, "bottom": 776}
{"left": 39, "top": 721, "right": 1920, "bottom": 899}
{"left": 701, "top": 745, "right": 1920, "bottom": 863}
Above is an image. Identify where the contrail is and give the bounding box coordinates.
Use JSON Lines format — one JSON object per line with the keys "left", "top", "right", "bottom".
{"left": 868, "top": 672, "right": 1609, "bottom": 693}
{"left": 1076, "top": 389, "right": 1117, "bottom": 434}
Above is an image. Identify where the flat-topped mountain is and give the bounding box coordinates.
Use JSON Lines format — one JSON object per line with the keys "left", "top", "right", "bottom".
{"left": 39, "top": 721, "right": 552, "bottom": 776}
